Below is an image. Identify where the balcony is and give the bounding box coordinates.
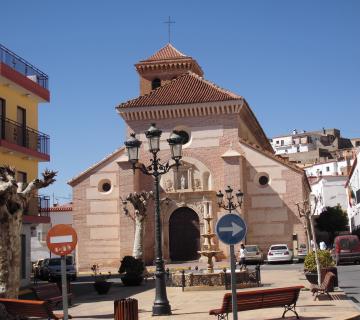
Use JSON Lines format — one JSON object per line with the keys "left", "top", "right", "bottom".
{"left": 0, "top": 44, "right": 49, "bottom": 102}
{"left": 0, "top": 116, "right": 50, "bottom": 161}
{"left": 23, "top": 196, "right": 51, "bottom": 224}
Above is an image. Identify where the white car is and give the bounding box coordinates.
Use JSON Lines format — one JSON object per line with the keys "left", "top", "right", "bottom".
{"left": 267, "top": 244, "right": 293, "bottom": 263}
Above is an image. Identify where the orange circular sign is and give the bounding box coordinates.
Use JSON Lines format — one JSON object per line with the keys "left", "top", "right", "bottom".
{"left": 46, "top": 224, "right": 78, "bottom": 256}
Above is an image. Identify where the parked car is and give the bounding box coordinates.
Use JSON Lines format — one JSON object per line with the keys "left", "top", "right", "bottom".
{"left": 267, "top": 244, "right": 293, "bottom": 263}
{"left": 38, "top": 258, "right": 49, "bottom": 280}
{"left": 331, "top": 235, "right": 360, "bottom": 265}
{"left": 296, "top": 243, "right": 308, "bottom": 262}
{"left": 244, "top": 245, "right": 264, "bottom": 264}
{"left": 42, "top": 257, "right": 77, "bottom": 281}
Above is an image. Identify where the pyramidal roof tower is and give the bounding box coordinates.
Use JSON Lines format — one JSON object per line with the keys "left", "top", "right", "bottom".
{"left": 135, "top": 43, "right": 203, "bottom": 95}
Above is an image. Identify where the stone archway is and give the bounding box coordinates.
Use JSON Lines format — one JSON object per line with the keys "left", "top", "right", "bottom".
{"left": 169, "top": 207, "right": 200, "bottom": 261}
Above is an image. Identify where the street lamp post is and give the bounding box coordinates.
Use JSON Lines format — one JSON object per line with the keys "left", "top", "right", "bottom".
{"left": 124, "top": 123, "right": 183, "bottom": 316}
{"left": 216, "top": 186, "right": 244, "bottom": 320}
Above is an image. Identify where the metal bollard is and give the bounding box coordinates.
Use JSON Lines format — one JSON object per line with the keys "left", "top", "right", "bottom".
{"left": 114, "top": 298, "right": 138, "bottom": 320}
{"left": 181, "top": 269, "right": 185, "bottom": 292}
{"left": 255, "top": 264, "right": 261, "bottom": 286}
{"left": 223, "top": 267, "right": 229, "bottom": 290}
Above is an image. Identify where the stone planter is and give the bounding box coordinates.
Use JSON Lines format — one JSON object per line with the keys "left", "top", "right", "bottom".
{"left": 304, "top": 272, "right": 318, "bottom": 285}
{"left": 304, "top": 267, "right": 338, "bottom": 288}
{"left": 93, "top": 281, "right": 112, "bottom": 294}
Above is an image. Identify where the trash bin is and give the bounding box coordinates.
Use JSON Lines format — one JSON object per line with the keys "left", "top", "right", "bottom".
{"left": 114, "top": 298, "right": 138, "bottom": 320}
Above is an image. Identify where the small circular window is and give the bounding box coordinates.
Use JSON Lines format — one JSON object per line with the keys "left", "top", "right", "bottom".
{"left": 178, "top": 130, "right": 190, "bottom": 145}
{"left": 98, "top": 179, "right": 112, "bottom": 193}
{"left": 173, "top": 126, "right": 191, "bottom": 147}
{"left": 259, "top": 175, "right": 269, "bottom": 186}
{"left": 255, "top": 172, "right": 270, "bottom": 187}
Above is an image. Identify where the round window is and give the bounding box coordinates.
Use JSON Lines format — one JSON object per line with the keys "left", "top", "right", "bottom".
{"left": 178, "top": 130, "right": 190, "bottom": 145}
{"left": 98, "top": 179, "right": 112, "bottom": 193}
{"left": 255, "top": 172, "right": 270, "bottom": 187}
{"left": 258, "top": 175, "right": 269, "bottom": 186}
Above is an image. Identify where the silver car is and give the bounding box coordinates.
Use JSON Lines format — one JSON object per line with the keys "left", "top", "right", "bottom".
{"left": 296, "top": 243, "right": 308, "bottom": 261}
{"left": 244, "top": 245, "right": 264, "bottom": 264}
{"left": 267, "top": 244, "right": 293, "bottom": 263}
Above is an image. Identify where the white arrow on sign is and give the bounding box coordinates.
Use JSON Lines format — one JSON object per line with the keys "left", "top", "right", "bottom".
{"left": 219, "top": 222, "right": 243, "bottom": 237}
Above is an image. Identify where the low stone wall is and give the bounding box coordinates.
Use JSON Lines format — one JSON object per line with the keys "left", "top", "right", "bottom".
{"left": 170, "top": 269, "right": 260, "bottom": 288}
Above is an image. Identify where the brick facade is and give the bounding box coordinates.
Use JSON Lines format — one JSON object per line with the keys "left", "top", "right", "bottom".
{"left": 69, "top": 45, "right": 310, "bottom": 272}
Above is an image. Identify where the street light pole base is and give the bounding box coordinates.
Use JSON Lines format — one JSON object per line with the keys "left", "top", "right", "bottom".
{"left": 152, "top": 303, "right": 172, "bottom": 316}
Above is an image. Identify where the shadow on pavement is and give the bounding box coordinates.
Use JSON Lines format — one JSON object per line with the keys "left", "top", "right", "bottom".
{"left": 73, "top": 314, "right": 113, "bottom": 319}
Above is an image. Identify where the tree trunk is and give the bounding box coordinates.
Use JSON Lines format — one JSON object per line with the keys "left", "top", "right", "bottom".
{"left": 0, "top": 208, "right": 22, "bottom": 298}
{"left": 0, "top": 166, "right": 56, "bottom": 298}
{"left": 132, "top": 215, "right": 145, "bottom": 260}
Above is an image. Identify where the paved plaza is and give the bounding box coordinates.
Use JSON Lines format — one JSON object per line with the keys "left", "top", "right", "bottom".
{"left": 66, "top": 268, "right": 360, "bottom": 320}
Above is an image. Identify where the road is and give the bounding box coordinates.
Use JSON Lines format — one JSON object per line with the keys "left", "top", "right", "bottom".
{"left": 261, "top": 261, "right": 360, "bottom": 309}
{"left": 338, "top": 264, "right": 360, "bottom": 308}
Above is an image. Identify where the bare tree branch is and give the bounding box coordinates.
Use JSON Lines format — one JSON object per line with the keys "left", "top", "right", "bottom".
{"left": 21, "top": 170, "right": 57, "bottom": 196}
{"left": 0, "top": 165, "right": 17, "bottom": 199}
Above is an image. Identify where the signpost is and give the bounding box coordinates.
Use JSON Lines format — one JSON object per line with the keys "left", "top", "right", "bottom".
{"left": 216, "top": 213, "right": 247, "bottom": 320}
{"left": 46, "top": 224, "right": 77, "bottom": 320}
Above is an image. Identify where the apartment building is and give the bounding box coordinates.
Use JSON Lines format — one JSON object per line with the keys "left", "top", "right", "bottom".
{"left": 0, "top": 43, "right": 51, "bottom": 286}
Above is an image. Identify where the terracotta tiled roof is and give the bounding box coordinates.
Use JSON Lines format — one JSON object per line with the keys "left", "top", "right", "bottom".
{"left": 143, "top": 44, "right": 188, "bottom": 61}
{"left": 40, "top": 203, "right": 73, "bottom": 212}
{"left": 118, "top": 72, "right": 242, "bottom": 109}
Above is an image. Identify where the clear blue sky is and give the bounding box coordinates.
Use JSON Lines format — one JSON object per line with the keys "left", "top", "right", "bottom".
{"left": 1, "top": 1, "right": 359, "bottom": 203}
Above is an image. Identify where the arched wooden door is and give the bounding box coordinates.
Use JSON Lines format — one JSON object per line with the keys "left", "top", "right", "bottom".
{"left": 169, "top": 207, "right": 200, "bottom": 261}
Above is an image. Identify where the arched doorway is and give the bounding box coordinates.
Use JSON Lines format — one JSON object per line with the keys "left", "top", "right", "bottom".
{"left": 169, "top": 207, "right": 200, "bottom": 261}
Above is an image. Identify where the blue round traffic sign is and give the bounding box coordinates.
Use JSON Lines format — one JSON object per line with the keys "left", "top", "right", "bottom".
{"left": 215, "top": 213, "right": 247, "bottom": 245}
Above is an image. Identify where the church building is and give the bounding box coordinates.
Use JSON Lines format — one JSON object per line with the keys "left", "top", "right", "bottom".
{"left": 69, "top": 44, "right": 310, "bottom": 271}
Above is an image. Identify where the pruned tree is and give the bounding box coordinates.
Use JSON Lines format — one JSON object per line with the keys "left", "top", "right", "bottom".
{"left": 122, "top": 191, "right": 154, "bottom": 260}
{"left": 0, "top": 165, "right": 56, "bottom": 298}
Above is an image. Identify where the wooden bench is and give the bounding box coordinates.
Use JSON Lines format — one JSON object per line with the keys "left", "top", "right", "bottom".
{"left": 209, "top": 285, "right": 304, "bottom": 320}
{"left": 310, "top": 272, "right": 335, "bottom": 300}
{"left": 32, "top": 283, "right": 72, "bottom": 309}
{"left": 0, "top": 298, "right": 72, "bottom": 319}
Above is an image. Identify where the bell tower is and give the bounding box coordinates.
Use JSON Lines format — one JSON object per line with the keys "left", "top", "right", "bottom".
{"left": 135, "top": 43, "right": 203, "bottom": 95}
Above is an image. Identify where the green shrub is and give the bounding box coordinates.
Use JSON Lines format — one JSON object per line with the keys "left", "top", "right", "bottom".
{"left": 118, "top": 256, "right": 144, "bottom": 275}
{"left": 304, "top": 250, "right": 335, "bottom": 272}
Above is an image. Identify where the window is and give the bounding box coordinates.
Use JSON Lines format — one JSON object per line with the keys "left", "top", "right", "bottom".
{"left": 259, "top": 175, "right": 269, "bottom": 186}
{"left": 177, "top": 130, "right": 190, "bottom": 145}
{"left": 17, "top": 171, "right": 27, "bottom": 183}
{"left": 173, "top": 126, "right": 192, "bottom": 147}
{"left": 326, "top": 166, "right": 330, "bottom": 172}
{"left": 280, "top": 140, "right": 284, "bottom": 146}
{"left": 98, "top": 179, "right": 112, "bottom": 193}
{"left": 276, "top": 140, "right": 279, "bottom": 144}
{"left": 255, "top": 172, "right": 270, "bottom": 187}
{"left": 151, "top": 78, "right": 161, "bottom": 90}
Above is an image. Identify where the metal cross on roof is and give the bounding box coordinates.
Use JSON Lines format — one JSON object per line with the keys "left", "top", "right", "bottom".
{"left": 164, "top": 16, "right": 175, "bottom": 44}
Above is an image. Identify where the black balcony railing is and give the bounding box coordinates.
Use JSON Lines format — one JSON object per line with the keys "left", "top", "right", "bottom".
{"left": 0, "top": 44, "right": 49, "bottom": 89}
{"left": 0, "top": 116, "right": 50, "bottom": 156}
{"left": 23, "top": 195, "right": 50, "bottom": 217}
{"left": 38, "top": 195, "right": 50, "bottom": 216}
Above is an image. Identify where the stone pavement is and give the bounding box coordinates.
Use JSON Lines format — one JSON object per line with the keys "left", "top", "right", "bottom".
{"left": 69, "top": 269, "right": 360, "bottom": 320}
